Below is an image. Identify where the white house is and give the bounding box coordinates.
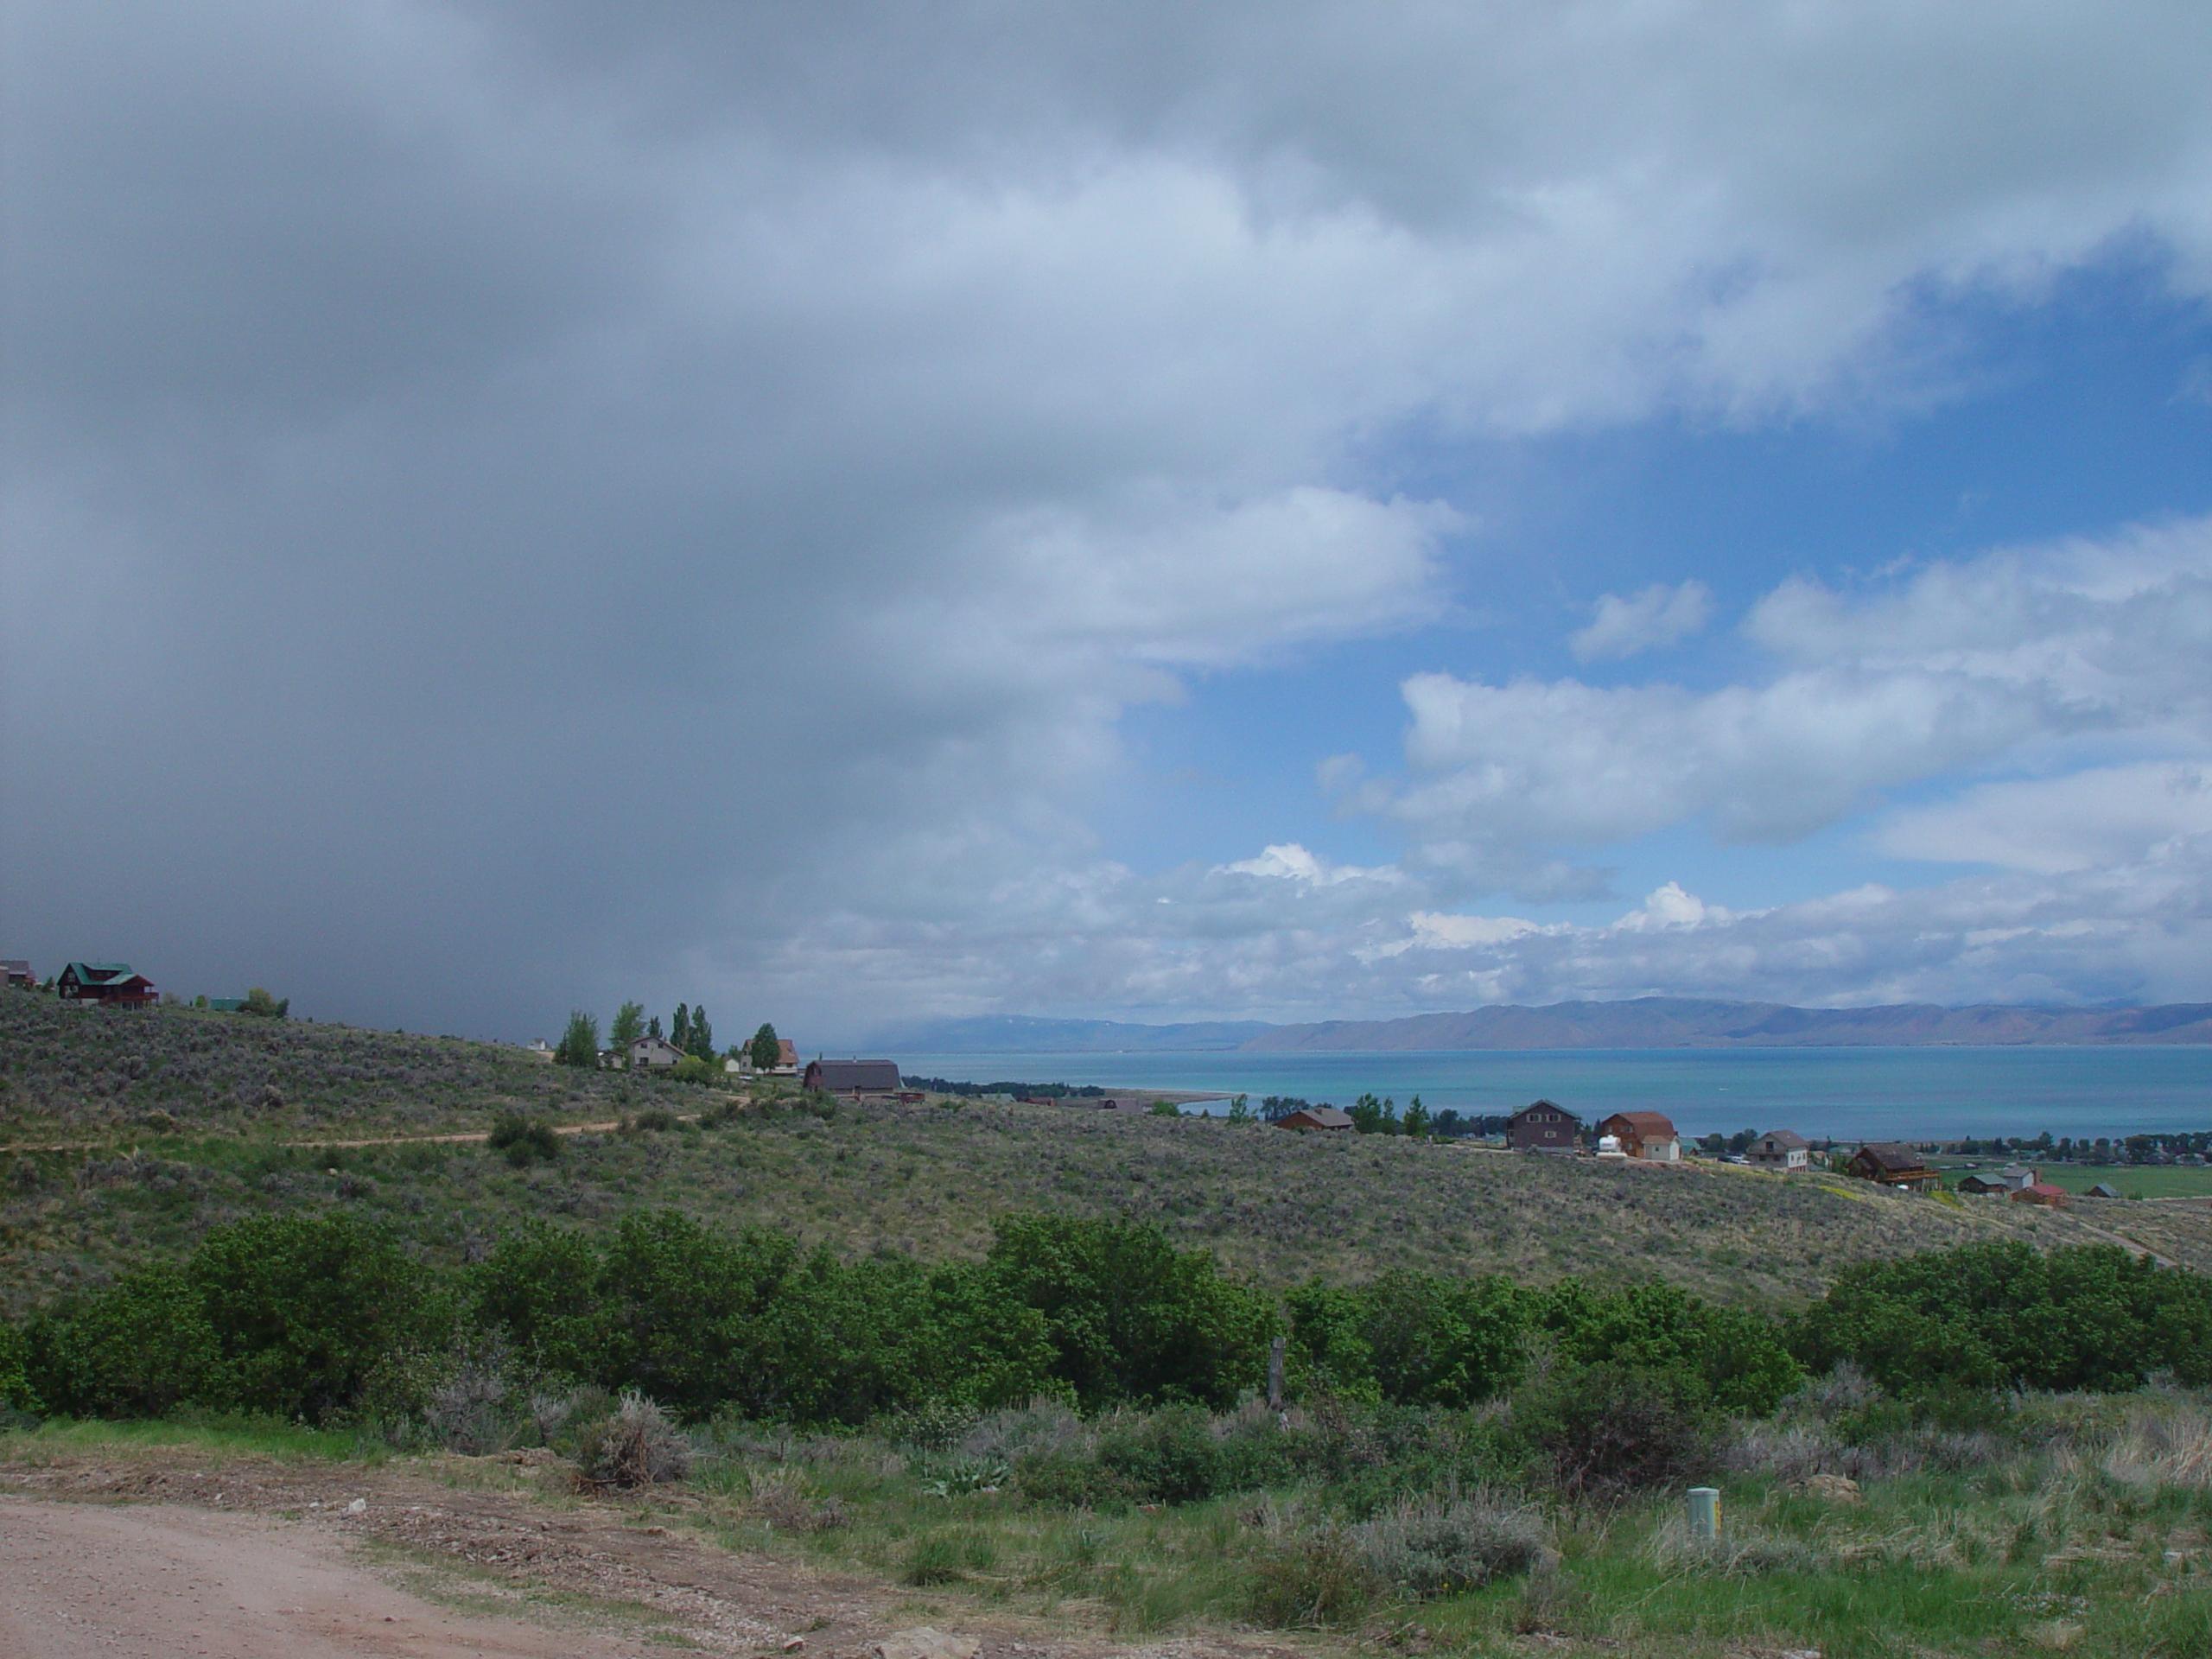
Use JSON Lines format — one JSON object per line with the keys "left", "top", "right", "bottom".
{"left": 629, "top": 1034, "right": 687, "bottom": 1070}
{"left": 1746, "top": 1129, "right": 1810, "bottom": 1170}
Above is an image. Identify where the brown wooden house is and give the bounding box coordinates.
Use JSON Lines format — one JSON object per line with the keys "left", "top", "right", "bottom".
{"left": 1509, "top": 1100, "right": 1580, "bottom": 1152}
{"left": 55, "top": 962, "right": 156, "bottom": 1007}
{"left": 1847, "top": 1142, "right": 1939, "bottom": 1191}
{"left": 1278, "top": 1105, "right": 1356, "bottom": 1132}
{"left": 1596, "top": 1110, "right": 1681, "bottom": 1161}
{"left": 802, "top": 1058, "right": 902, "bottom": 1096}
{"left": 2012, "top": 1181, "right": 2070, "bottom": 1209}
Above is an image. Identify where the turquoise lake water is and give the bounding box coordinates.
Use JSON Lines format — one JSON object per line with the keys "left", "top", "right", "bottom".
{"left": 894, "top": 1047, "right": 2212, "bottom": 1141}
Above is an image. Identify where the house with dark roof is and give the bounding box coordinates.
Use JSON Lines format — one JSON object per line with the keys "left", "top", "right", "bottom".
{"left": 1847, "top": 1142, "right": 1939, "bottom": 1192}
{"left": 2087, "top": 1182, "right": 2125, "bottom": 1199}
{"left": 803, "top": 1058, "right": 902, "bottom": 1096}
{"left": 2012, "top": 1181, "right": 2070, "bottom": 1209}
{"left": 1596, "top": 1110, "right": 1681, "bottom": 1162}
{"left": 55, "top": 962, "right": 156, "bottom": 1007}
{"left": 2, "top": 960, "right": 32, "bottom": 990}
{"left": 1508, "top": 1100, "right": 1580, "bottom": 1153}
{"left": 1278, "top": 1105, "right": 1356, "bottom": 1132}
{"left": 1956, "top": 1172, "right": 2008, "bottom": 1194}
{"left": 1745, "top": 1129, "right": 1810, "bottom": 1170}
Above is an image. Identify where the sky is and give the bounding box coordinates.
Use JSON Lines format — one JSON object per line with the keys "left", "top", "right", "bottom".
{"left": 5, "top": 2, "right": 2212, "bottom": 1046}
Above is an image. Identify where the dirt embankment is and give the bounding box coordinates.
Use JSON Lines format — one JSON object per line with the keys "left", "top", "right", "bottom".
{"left": 0, "top": 1452, "right": 1313, "bottom": 1659}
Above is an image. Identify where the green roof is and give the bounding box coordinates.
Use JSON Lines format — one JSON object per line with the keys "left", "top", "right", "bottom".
{"left": 62, "top": 962, "right": 134, "bottom": 978}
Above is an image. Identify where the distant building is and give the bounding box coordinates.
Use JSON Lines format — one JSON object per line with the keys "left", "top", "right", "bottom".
{"left": 1, "top": 960, "right": 32, "bottom": 990}
{"left": 803, "top": 1058, "right": 902, "bottom": 1096}
{"left": 1997, "top": 1164, "right": 2038, "bottom": 1192}
{"left": 1745, "top": 1129, "right": 1810, "bottom": 1171}
{"left": 525, "top": 1039, "right": 556, "bottom": 1063}
{"left": 2012, "top": 1181, "right": 2070, "bottom": 1209}
{"left": 2087, "top": 1182, "right": 2124, "bottom": 1199}
{"left": 1096, "top": 1096, "right": 1149, "bottom": 1115}
{"left": 1847, "top": 1143, "right": 1940, "bottom": 1192}
{"left": 773, "top": 1039, "right": 799, "bottom": 1076}
{"left": 55, "top": 962, "right": 157, "bottom": 1007}
{"left": 1278, "top": 1105, "right": 1356, "bottom": 1132}
{"left": 1508, "top": 1100, "right": 1581, "bottom": 1153}
{"left": 629, "top": 1035, "right": 687, "bottom": 1070}
{"left": 206, "top": 997, "right": 246, "bottom": 1013}
{"left": 1955, "top": 1173, "right": 2008, "bottom": 1194}
{"left": 1596, "top": 1111, "right": 1681, "bottom": 1162}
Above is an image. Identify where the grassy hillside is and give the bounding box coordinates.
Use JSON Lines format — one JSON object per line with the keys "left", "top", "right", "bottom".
{"left": 4, "top": 995, "right": 2206, "bottom": 1313}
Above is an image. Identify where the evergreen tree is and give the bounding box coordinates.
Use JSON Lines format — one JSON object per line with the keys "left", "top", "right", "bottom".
{"left": 609, "top": 1001, "right": 646, "bottom": 1050}
{"left": 688, "top": 1005, "right": 715, "bottom": 1060}
{"left": 671, "top": 1003, "right": 691, "bottom": 1052}
{"left": 554, "top": 1009, "right": 599, "bottom": 1067}
{"left": 648, "top": 1014, "right": 663, "bottom": 1039}
{"left": 1402, "top": 1095, "right": 1432, "bottom": 1139}
{"left": 748, "top": 1023, "right": 781, "bottom": 1070}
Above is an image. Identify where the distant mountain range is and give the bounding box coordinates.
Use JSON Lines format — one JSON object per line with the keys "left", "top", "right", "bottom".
{"left": 887, "top": 998, "right": 2212, "bottom": 1052}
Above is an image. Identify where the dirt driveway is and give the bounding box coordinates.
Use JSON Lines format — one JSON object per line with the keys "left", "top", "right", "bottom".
{"left": 0, "top": 1452, "right": 1315, "bottom": 1659}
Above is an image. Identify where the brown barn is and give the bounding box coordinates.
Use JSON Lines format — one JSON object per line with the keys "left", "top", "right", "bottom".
{"left": 1596, "top": 1110, "right": 1681, "bottom": 1161}
{"left": 2012, "top": 1181, "right": 2070, "bottom": 1209}
{"left": 1955, "top": 1173, "right": 2007, "bottom": 1194}
{"left": 1847, "top": 1142, "right": 1940, "bottom": 1192}
{"left": 1278, "top": 1105, "right": 1356, "bottom": 1132}
{"left": 1509, "top": 1100, "right": 1580, "bottom": 1152}
{"left": 55, "top": 962, "right": 156, "bottom": 1007}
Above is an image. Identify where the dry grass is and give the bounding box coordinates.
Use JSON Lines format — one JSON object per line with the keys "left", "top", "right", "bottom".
{"left": 8, "top": 998, "right": 2212, "bottom": 1307}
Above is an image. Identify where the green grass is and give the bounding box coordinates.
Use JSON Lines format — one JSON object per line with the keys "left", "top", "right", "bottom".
{"left": 2012, "top": 1164, "right": 2212, "bottom": 1200}
{"left": 0, "top": 1411, "right": 372, "bottom": 1463}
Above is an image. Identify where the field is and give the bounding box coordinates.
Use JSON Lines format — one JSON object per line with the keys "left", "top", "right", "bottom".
{"left": 7, "top": 997, "right": 2212, "bottom": 1311}
{"left": 13, "top": 994, "right": 2212, "bottom": 1658}
{"left": 1956, "top": 1161, "right": 2212, "bottom": 1200}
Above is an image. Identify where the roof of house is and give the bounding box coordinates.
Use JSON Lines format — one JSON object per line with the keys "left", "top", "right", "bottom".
{"left": 2088, "top": 1182, "right": 2123, "bottom": 1198}
{"left": 60, "top": 962, "right": 135, "bottom": 981}
{"left": 630, "top": 1034, "right": 683, "bottom": 1052}
{"left": 2015, "top": 1182, "right": 2069, "bottom": 1202}
{"left": 1756, "top": 1129, "right": 1809, "bottom": 1149}
{"left": 1, "top": 960, "right": 30, "bottom": 976}
{"left": 1854, "top": 1142, "right": 1931, "bottom": 1173}
{"left": 804, "top": 1058, "right": 902, "bottom": 1091}
{"left": 1999, "top": 1164, "right": 2036, "bottom": 1178}
{"left": 1599, "top": 1111, "right": 1678, "bottom": 1137}
{"left": 1281, "top": 1105, "right": 1356, "bottom": 1128}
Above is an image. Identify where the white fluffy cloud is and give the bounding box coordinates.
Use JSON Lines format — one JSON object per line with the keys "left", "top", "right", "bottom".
{"left": 7, "top": 3, "right": 2212, "bottom": 1033}
{"left": 1570, "top": 581, "right": 1713, "bottom": 661}
{"left": 1357, "top": 516, "right": 2212, "bottom": 890}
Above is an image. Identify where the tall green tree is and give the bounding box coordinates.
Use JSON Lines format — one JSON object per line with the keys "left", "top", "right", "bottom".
{"left": 554, "top": 1009, "right": 599, "bottom": 1067}
{"left": 687, "top": 1004, "right": 715, "bottom": 1060}
{"left": 671, "top": 1003, "right": 691, "bottom": 1052}
{"left": 748, "top": 1023, "right": 781, "bottom": 1070}
{"left": 608, "top": 1001, "right": 646, "bottom": 1050}
{"left": 1402, "top": 1095, "right": 1432, "bottom": 1138}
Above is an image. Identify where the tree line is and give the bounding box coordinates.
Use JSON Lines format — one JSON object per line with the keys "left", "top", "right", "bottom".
{"left": 6, "top": 1213, "right": 2207, "bottom": 1436}
{"left": 553, "top": 1006, "right": 785, "bottom": 1075}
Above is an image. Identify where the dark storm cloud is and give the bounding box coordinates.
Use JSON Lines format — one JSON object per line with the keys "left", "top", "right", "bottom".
{"left": 6, "top": 2, "right": 2212, "bottom": 1038}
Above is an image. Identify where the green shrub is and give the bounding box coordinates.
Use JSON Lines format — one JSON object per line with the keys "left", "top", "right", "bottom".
{"left": 1097, "top": 1404, "right": 1222, "bottom": 1503}
{"left": 0, "top": 1319, "right": 41, "bottom": 1413}
{"left": 1012, "top": 1447, "right": 1135, "bottom": 1508}
{"left": 1514, "top": 1361, "right": 1715, "bottom": 1497}
{"left": 486, "top": 1113, "right": 561, "bottom": 1166}
{"left": 986, "top": 1215, "right": 1277, "bottom": 1408}
{"left": 1793, "top": 1241, "right": 2212, "bottom": 1394}
{"left": 1288, "top": 1269, "right": 1528, "bottom": 1407}
{"left": 1534, "top": 1280, "right": 1802, "bottom": 1416}
{"left": 188, "top": 1212, "right": 443, "bottom": 1424}
{"left": 467, "top": 1219, "right": 607, "bottom": 1380}
{"left": 24, "top": 1263, "right": 219, "bottom": 1418}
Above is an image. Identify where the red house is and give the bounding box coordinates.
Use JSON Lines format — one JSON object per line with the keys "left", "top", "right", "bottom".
{"left": 55, "top": 962, "right": 157, "bottom": 1007}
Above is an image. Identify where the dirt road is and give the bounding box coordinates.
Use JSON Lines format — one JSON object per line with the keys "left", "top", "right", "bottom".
{"left": 0, "top": 1452, "right": 1313, "bottom": 1659}
{"left": 0, "top": 1497, "right": 659, "bottom": 1659}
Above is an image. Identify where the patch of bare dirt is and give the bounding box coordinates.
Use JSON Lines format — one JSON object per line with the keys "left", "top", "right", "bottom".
{"left": 0, "top": 1450, "right": 1318, "bottom": 1659}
